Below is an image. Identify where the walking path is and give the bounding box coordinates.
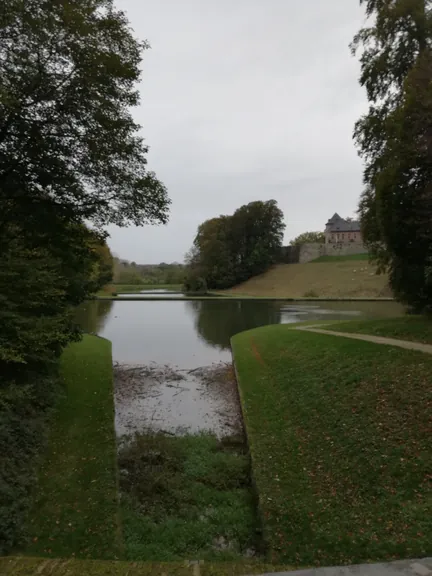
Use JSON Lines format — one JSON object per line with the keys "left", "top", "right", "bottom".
{"left": 297, "top": 326, "right": 432, "bottom": 355}
{"left": 257, "top": 558, "right": 432, "bottom": 576}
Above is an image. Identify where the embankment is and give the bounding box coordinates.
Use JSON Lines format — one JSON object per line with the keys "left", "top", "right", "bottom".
{"left": 222, "top": 258, "right": 391, "bottom": 299}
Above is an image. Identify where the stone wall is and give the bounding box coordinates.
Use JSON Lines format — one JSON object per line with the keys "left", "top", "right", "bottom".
{"left": 299, "top": 242, "right": 367, "bottom": 264}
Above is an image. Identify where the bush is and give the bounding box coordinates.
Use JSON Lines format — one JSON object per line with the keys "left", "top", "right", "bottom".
{"left": 0, "top": 370, "right": 59, "bottom": 553}
{"left": 303, "top": 289, "right": 319, "bottom": 298}
{"left": 182, "top": 273, "right": 207, "bottom": 295}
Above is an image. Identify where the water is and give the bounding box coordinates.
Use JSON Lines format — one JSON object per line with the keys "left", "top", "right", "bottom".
{"left": 76, "top": 299, "right": 404, "bottom": 437}
{"left": 77, "top": 299, "right": 404, "bottom": 366}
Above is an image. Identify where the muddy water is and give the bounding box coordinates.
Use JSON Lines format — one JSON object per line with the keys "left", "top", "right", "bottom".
{"left": 77, "top": 299, "right": 404, "bottom": 437}
{"left": 114, "top": 363, "right": 242, "bottom": 438}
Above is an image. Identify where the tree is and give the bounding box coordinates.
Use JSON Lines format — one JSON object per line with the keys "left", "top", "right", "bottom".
{"left": 290, "top": 231, "right": 325, "bottom": 246}
{"left": 182, "top": 272, "right": 207, "bottom": 295}
{"left": 186, "top": 200, "right": 285, "bottom": 289}
{"left": 0, "top": 0, "right": 171, "bottom": 553}
{"left": 192, "top": 216, "right": 236, "bottom": 289}
{"left": 89, "top": 233, "right": 114, "bottom": 289}
{"left": 0, "top": 0, "right": 170, "bottom": 232}
{"left": 352, "top": 0, "right": 432, "bottom": 311}
{"left": 230, "top": 200, "right": 285, "bottom": 283}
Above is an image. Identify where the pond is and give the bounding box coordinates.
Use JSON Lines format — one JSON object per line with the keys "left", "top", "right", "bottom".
{"left": 75, "top": 299, "right": 404, "bottom": 437}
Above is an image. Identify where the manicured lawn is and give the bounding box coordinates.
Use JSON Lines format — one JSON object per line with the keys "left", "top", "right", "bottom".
{"left": 232, "top": 325, "right": 432, "bottom": 566}
{"left": 311, "top": 254, "right": 369, "bottom": 263}
{"left": 326, "top": 316, "right": 432, "bottom": 345}
{"left": 23, "top": 335, "right": 120, "bottom": 559}
{"left": 119, "top": 433, "right": 260, "bottom": 562}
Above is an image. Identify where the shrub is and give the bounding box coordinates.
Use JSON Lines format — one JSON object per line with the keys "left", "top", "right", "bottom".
{"left": 0, "top": 370, "right": 59, "bottom": 553}
{"left": 303, "top": 289, "right": 319, "bottom": 298}
{"left": 182, "top": 273, "right": 207, "bottom": 295}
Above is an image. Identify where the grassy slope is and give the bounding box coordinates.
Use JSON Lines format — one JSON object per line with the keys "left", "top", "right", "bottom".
{"left": 311, "top": 254, "right": 369, "bottom": 263}
{"left": 119, "top": 434, "right": 259, "bottom": 562}
{"left": 326, "top": 316, "right": 432, "bottom": 345}
{"left": 222, "top": 261, "right": 391, "bottom": 299}
{"left": 23, "top": 336, "right": 120, "bottom": 560}
{"left": 232, "top": 325, "right": 431, "bottom": 566}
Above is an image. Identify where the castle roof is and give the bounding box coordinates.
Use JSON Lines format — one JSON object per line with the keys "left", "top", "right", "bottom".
{"left": 326, "top": 213, "right": 360, "bottom": 232}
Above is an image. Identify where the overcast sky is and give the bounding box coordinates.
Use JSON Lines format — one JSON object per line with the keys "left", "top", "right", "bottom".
{"left": 108, "top": 0, "right": 368, "bottom": 264}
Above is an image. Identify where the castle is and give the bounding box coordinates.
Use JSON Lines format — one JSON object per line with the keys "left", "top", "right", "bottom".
{"left": 325, "top": 213, "right": 362, "bottom": 244}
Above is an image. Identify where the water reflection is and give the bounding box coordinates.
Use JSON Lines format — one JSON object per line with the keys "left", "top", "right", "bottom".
{"left": 187, "top": 300, "right": 281, "bottom": 349}
{"left": 75, "top": 300, "right": 114, "bottom": 334}
{"left": 75, "top": 298, "right": 405, "bottom": 367}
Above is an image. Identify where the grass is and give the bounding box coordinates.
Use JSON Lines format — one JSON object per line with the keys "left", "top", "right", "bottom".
{"left": 0, "top": 557, "right": 288, "bottom": 576}
{"left": 232, "top": 325, "right": 432, "bottom": 566}
{"left": 118, "top": 433, "right": 260, "bottom": 562}
{"left": 311, "top": 253, "right": 369, "bottom": 263}
{"left": 96, "top": 284, "right": 182, "bottom": 297}
{"left": 23, "top": 335, "right": 120, "bottom": 560}
{"left": 325, "top": 316, "right": 432, "bottom": 345}
{"left": 221, "top": 262, "right": 391, "bottom": 299}
{"left": 113, "top": 284, "right": 182, "bottom": 293}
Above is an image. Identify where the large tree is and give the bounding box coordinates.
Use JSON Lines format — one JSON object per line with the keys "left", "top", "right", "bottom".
{"left": 0, "top": 0, "right": 171, "bottom": 552}
{"left": 192, "top": 216, "right": 236, "bottom": 289}
{"left": 230, "top": 200, "right": 285, "bottom": 283}
{"left": 352, "top": 0, "right": 432, "bottom": 310}
{"left": 0, "top": 0, "right": 170, "bottom": 231}
{"left": 187, "top": 200, "right": 285, "bottom": 289}
{"left": 0, "top": 0, "right": 170, "bottom": 366}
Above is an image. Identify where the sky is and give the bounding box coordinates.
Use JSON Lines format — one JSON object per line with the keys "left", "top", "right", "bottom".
{"left": 108, "top": 0, "right": 369, "bottom": 264}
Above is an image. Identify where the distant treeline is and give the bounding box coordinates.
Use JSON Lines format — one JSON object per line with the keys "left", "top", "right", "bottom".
{"left": 184, "top": 200, "right": 285, "bottom": 292}
{"left": 113, "top": 258, "right": 185, "bottom": 285}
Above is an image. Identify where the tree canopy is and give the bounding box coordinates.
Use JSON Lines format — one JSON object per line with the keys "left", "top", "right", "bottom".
{"left": 0, "top": 0, "right": 169, "bottom": 552}
{"left": 185, "top": 200, "right": 285, "bottom": 290}
{"left": 352, "top": 0, "right": 432, "bottom": 311}
{"left": 0, "top": 0, "right": 170, "bottom": 229}
{"left": 0, "top": 0, "right": 170, "bottom": 380}
{"left": 290, "top": 231, "right": 325, "bottom": 246}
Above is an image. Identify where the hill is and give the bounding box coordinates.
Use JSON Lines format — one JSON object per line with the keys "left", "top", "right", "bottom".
{"left": 221, "top": 256, "right": 391, "bottom": 299}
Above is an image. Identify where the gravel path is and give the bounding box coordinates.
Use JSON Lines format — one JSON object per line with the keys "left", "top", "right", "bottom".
{"left": 297, "top": 326, "right": 432, "bottom": 354}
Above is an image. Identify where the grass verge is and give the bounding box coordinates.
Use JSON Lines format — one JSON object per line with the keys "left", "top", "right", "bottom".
{"left": 0, "top": 557, "right": 289, "bottom": 575}
{"left": 23, "top": 335, "right": 120, "bottom": 559}
{"left": 119, "top": 433, "right": 261, "bottom": 562}
{"left": 325, "top": 315, "right": 432, "bottom": 345}
{"left": 232, "top": 325, "right": 432, "bottom": 566}
{"left": 113, "top": 284, "right": 182, "bottom": 293}
{"left": 311, "top": 254, "right": 369, "bottom": 263}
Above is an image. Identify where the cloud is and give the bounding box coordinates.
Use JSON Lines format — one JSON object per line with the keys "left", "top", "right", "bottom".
{"left": 108, "top": 0, "right": 367, "bottom": 263}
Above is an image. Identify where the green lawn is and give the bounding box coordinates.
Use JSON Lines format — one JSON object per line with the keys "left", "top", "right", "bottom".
{"left": 232, "top": 325, "right": 432, "bottom": 566}
{"left": 113, "top": 284, "right": 182, "bottom": 293}
{"left": 325, "top": 315, "right": 432, "bottom": 344}
{"left": 119, "top": 433, "right": 260, "bottom": 562}
{"left": 23, "top": 335, "right": 120, "bottom": 560}
{"left": 311, "top": 253, "right": 369, "bottom": 263}
{"left": 0, "top": 557, "right": 287, "bottom": 576}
